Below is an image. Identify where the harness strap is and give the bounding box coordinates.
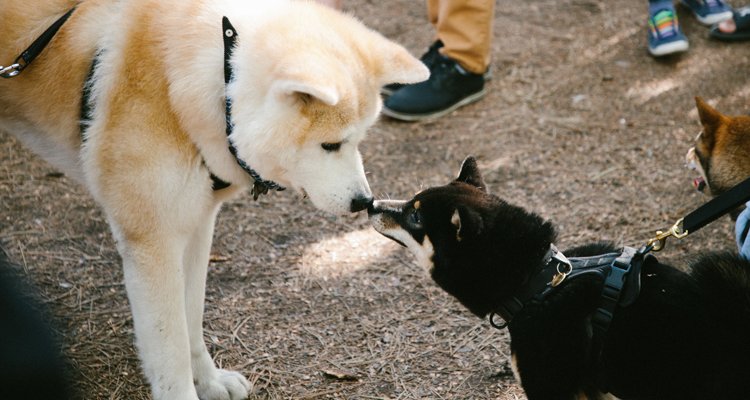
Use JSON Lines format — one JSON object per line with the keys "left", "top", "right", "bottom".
{"left": 591, "top": 247, "right": 638, "bottom": 336}
{"left": 1, "top": 7, "right": 76, "bottom": 78}
{"left": 490, "top": 246, "right": 643, "bottom": 333}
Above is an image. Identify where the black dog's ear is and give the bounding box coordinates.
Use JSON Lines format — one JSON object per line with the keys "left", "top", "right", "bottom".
{"left": 451, "top": 206, "right": 483, "bottom": 242}
{"left": 455, "top": 156, "right": 487, "bottom": 192}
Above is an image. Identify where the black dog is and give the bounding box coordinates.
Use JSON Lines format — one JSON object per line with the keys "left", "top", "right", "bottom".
{"left": 0, "top": 247, "right": 73, "bottom": 400}
{"left": 368, "top": 157, "right": 750, "bottom": 400}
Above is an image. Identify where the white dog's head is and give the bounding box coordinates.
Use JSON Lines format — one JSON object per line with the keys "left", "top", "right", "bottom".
{"left": 225, "top": 2, "right": 429, "bottom": 214}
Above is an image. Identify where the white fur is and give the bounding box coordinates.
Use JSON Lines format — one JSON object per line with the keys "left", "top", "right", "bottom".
{"left": 0, "top": 1, "right": 428, "bottom": 398}
{"left": 369, "top": 200, "right": 436, "bottom": 272}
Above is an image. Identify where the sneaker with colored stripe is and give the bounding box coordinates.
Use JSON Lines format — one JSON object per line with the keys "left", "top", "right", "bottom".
{"left": 648, "top": 3, "right": 689, "bottom": 57}
{"left": 681, "top": 0, "right": 733, "bottom": 25}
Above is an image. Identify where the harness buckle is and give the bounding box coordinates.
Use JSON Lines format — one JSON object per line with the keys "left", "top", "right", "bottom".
{"left": 550, "top": 261, "right": 572, "bottom": 287}
{"left": 0, "top": 63, "right": 22, "bottom": 78}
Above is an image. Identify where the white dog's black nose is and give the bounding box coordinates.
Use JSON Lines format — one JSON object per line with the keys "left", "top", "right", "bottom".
{"left": 350, "top": 195, "right": 374, "bottom": 213}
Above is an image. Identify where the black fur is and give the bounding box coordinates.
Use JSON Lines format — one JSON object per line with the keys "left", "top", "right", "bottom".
{"left": 0, "top": 247, "right": 73, "bottom": 400}
{"left": 369, "top": 157, "right": 750, "bottom": 400}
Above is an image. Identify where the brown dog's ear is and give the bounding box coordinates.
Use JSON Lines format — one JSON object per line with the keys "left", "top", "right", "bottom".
{"left": 451, "top": 207, "right": 483, "bottom": 242}
{"left": 455, "top": 156, "right": 487, "bottom": 192}
{"left": 695, "top": 97, "right": 728, "bottom": 148}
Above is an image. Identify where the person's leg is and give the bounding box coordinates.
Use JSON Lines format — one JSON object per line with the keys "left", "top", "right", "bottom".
{"left": 430, "top": 0, "right": 494, "bottom": 74}
{"left": 647, "top": 0, "right": 689, "bottom": 57}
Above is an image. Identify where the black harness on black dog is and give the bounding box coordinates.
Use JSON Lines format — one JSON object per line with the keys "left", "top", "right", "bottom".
{"left": 489, "top": 245, "right": 650, "bottom": 342}
{"left": 489, "top": 175, "right": 750, "bottom": 336}
{"left": 3, "top": 8, "right": 283, "bottom": 198}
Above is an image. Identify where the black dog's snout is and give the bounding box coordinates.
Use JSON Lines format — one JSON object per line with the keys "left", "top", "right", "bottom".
{"left": 350, "top": 195, "right": 374, "bottom": 213}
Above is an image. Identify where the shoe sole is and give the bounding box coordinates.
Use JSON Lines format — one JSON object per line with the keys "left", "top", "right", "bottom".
{"left": 381, "top": 70, "right": 493, "bottom": 97}
{"left": 695, "top": 10, "right": 733, "bottom": 25}
{"left": 649, "top": 40, "right": 689, "bottom": 56}
{"left": 381, "top": 88, "right": 487, "bottom": 122}
{"left": 680, "top": 2, "right": 733, "bottom": 25}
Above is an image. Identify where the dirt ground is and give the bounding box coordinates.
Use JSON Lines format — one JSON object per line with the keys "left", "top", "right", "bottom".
{"left": 1, "top": 0, "right": 749, "bottom": 399}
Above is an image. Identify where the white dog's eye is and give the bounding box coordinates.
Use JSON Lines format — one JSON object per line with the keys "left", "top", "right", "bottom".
{"left": 321, "top": 142, "right": 342, "bottom": 152}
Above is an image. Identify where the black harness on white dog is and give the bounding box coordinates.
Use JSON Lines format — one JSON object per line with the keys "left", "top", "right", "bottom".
{"left": 489, "top": 245, "right": 649, "bottom": 341}
{"left": 3, "top": 8, "right": 283, "bottom": 198}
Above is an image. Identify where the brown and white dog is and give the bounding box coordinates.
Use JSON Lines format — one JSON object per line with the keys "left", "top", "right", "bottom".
{"left": 686, "top": 96, "right": 750, "bottom": 197}
{"left": 0, "top": 1, "right": 428, "bottom": 399}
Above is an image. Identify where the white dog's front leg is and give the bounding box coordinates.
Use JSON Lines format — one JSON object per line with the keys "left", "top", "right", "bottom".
{"left": 184, "top": 209, "right": 250, "bottom": 400}
{"left": 118, "top": 237, "right": 199, "bottom": 400}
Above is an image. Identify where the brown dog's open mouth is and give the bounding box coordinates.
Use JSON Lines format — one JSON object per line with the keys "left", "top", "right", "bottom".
{"left": 693, "top": 176, "right": 706, "bottom": 192}
{"left": 686, "top": 147, "right": 708, "bottom": 193}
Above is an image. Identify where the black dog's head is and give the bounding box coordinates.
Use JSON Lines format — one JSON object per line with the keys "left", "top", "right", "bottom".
{"left": 368, "top": 157, "right": 556, "bottom": 317}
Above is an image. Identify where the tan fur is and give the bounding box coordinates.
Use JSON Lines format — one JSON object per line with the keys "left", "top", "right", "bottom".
{"left": 0, "top": 1, "right": 428, "bottom": 399}
{"left": 687, "top": 97, "right": 750, "bottom": 196}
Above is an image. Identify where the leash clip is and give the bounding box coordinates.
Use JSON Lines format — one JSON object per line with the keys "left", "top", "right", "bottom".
{"left": 0, "top": 63, "right": 22, "bottom": 78}
{"left": 646, "top": 217, "right": 688, "bottom": 252}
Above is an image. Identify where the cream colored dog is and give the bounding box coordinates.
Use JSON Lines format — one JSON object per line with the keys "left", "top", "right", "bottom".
{"left": 0, "top": 0, "right": 428, "bottom": 399}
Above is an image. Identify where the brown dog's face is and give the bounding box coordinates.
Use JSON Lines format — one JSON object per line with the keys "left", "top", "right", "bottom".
{"left": 686, "top": 97, "right": 750, "bottom": 197}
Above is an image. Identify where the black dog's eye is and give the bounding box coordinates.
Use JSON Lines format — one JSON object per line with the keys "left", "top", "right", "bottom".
{"left": 407, "top": 209, "right": 422, "bottom": 228}
{"left": 321, "top": 142, "right": 342, "bottom": 152}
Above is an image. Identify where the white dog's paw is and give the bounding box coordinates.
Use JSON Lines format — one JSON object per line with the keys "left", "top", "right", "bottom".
{"left": 195, "top": 369, "right": 251, "bottom": 400}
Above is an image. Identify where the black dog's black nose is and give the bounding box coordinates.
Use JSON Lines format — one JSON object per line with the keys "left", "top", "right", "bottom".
{"left": 350, "top": 195, "right": 374, "bottom": 213}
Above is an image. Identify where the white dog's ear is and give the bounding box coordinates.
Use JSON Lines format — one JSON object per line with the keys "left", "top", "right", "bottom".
{"left": 272, "top": 79, "right": 340, "bottom": 106}
{"left": 376, "top": 40, "right": 430, "bottom": 86}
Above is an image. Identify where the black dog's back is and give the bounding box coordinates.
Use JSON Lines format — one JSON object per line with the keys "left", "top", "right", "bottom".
{"left": 599, "top": 251, "right": 750, "bottom": 400}
{"left": 690, "top": 252, "right": 750, "bottom": 336}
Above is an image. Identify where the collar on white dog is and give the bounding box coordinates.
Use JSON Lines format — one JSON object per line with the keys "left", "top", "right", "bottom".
{"left": 218, "top": 17, "right": 285, "bottom": 199}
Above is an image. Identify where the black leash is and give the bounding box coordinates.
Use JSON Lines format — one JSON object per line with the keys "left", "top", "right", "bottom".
{"left": 1, "top": 7, "right": 76, "bottom": 78}
{"left": 220, "top": 17, "right": 285, "bottom": 199}
{"left": 647, "top": 175, "right": 750, "bottom": 251}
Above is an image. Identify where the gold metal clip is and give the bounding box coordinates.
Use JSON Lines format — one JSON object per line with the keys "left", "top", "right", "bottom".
{"left": 646, "top": 218, "right": 688, "bottom": 252}
{"left": 550, "top": 262, "right": 572, "bottom": 287}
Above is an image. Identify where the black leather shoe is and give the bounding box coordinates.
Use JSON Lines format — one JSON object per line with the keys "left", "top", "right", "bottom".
{"left": 381, "top": 40, "right": 444, "bottom": 96}
{"left": 382, "top": 55, "right": 485, "bottom": 121}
